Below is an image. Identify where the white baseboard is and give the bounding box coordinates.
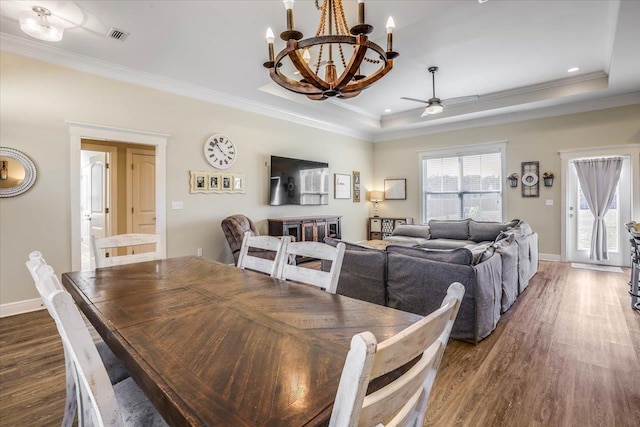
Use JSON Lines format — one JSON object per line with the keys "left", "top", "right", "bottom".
{"left": 0, "top": 298, "right": 45, "bottom": 318}
{"left": 539, "top": 253, "right": 561, "bottom": 262}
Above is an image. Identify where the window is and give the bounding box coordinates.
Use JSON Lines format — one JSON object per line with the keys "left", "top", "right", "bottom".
{"left": 420, "top": 143, "right": 505, "bottom": 223}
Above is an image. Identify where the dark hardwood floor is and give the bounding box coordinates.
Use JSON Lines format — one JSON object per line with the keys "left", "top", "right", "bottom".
{"left": 1, "top": 261, "right": 638, "bottom": 426}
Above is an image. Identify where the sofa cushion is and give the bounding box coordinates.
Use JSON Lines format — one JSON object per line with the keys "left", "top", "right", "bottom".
{"left": 419, "top": 239, "right": 477, "bottom": 250}
{"left": 466, "top": 242, "right": 496, "bottom": 265}
{"left": 383, "top": 235, "right": 426, "bottom": 246}
{"left": 428, "top": 219, "right": 469, "bottom": 240}
{"left": 493, "top": 235, "right": 518, "bottom": 313}
{"left": 386, "top": 252, "right": 478, "bottom": 341}
{"left": 322, "top": 238, "right": 387, "bottom": 306}
{"left": 391, "top": 225, "right": 431, "bottom": 239}
{"left": 387, "top": 245, "right": 473, "bottom": 265}
{"left": 469, "top": 219, "right": 519, "bottom": 242}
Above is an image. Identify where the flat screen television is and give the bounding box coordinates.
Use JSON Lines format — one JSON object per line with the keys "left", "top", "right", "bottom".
{"left": 269, "top": 156, "right": 329, "bottom": 206}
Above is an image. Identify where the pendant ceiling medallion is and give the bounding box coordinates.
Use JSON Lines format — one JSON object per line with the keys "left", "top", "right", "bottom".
{"left": 263, "top": 0, "right": 398, "bottom": 101}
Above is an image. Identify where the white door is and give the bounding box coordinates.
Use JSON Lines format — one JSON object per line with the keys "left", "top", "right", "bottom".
{"left": 566, "top": 156, "right": 631, "bottom": 266}
{"left": 127, "top": 149, "right": 156, "bottom": 254}
{"left": 80, "top": 152, "right": 109, "bottom": 269}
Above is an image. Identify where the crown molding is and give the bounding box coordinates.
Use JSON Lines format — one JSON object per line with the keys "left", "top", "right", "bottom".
{"left": 0, "top": 33, "right": 375, "bottom": 141}
{"left": 372, "top": 91, "right": 640, "bottom": 142}
{"left": 2, "top": 32, "right": 638, "bottom": 144}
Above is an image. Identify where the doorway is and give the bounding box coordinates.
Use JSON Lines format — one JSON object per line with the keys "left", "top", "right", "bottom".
{"left": 70, "top": 123, "right": 169, "bottom": 271}
{"left": 562, "top": 146, "right": 638, "bottom": 267}
{"left": 80, "top": 141, "right": 156, "bottom": 269}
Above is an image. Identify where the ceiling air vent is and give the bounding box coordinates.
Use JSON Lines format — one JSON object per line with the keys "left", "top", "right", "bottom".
{"left": 107, "top": 27, "right": 129, "bottom": 42}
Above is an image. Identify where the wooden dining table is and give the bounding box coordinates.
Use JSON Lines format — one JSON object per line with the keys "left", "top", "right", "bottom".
{"left": 61, "top": 256, "right": 423, "bottom": 426}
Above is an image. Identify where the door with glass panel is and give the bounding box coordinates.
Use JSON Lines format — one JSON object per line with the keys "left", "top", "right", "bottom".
{"left": 566, "top": 156, "right": 631, "bottom": 267}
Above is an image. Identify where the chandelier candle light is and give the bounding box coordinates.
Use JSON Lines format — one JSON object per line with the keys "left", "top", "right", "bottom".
{"left": 264, "top": 0, "right": 398, "bottom": 100}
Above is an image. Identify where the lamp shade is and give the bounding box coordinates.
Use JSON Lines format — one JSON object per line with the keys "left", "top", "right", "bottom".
{"left": 369, "top": 191, "right": 384, "bottom": 202}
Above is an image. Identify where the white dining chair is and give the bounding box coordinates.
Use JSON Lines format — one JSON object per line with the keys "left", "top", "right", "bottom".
{"left": 92, "top": 233, "right": 162, "bottom": 268}
{"left": 37, "top": 273, "right": 167, "bottom": 426}
{"left": 237, "top": 231, "right": 291, "bottom": 277}
{"left": 25, "top": 252, "right": 131, "bottom": 427}
{"left": 25, "top": 251, "right": 47, "bottom": 282}
{"left": 329, "top": 282, "right": 465, "bottom": 427}
{"left": 277, "top": 241, "right": 346, "bottom": 293}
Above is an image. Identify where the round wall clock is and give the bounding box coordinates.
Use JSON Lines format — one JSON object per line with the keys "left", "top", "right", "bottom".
{"left": 204, "top": 134, "right": 236, "bottom": 169}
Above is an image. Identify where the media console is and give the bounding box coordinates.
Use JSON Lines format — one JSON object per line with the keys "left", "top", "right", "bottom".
{"left": 268, "top": 215, "right": 342, "bottom": 243}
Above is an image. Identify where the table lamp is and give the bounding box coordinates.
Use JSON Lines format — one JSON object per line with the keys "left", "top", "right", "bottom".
{"left": 369, "top": 191, "right": 384, "bottom": 217}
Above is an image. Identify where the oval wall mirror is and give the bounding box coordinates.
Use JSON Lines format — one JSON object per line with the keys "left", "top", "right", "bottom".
{"left": 0, "top": 147, "right": 38, "bottom": 198}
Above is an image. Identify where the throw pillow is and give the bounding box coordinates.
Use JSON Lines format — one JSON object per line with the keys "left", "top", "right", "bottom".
{"left": 469, "top": 219, "right": 520, "bottom": 242}
{"left": 391, "top": 225, "right": 431, "bottom": 239}
{"left": 387, "top": 245, "right": 473, "bottom": 265}
{"left": 428, "top": 219, "right": 470, "bottom": 240}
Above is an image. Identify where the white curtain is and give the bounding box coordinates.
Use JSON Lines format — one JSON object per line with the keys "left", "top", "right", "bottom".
{"left": 573, "top": 157, "right": 624, "bottom": 261}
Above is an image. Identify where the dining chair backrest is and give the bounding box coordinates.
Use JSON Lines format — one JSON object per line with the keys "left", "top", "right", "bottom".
{"left": 329, "top": 282, "right": 465, "bottom": 427}
{"left": 92, "top": 233, "right": 161, "bottom": 268}
{"left": 237, "top": 232, "right": 291, "bottom": 277}
{"left": 39, "top": 274, "right": 122, "bottom": 426}
{"left": 277, "top": 241, "right": 346, "bottom": 293}
{"left": 25, "top": 251, "right": 48, "bottom": 282}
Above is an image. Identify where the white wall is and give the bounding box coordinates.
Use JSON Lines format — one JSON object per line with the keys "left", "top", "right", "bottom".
{"left": 373, "top": 104, "right": 640, "bottom": 256}
{"left": 0, "top": 52, "right": 374, "bottom": 305}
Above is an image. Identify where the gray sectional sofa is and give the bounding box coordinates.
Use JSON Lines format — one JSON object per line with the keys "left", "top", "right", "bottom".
{"left": 323, "top": 219, "right": 538, "bottom": 342}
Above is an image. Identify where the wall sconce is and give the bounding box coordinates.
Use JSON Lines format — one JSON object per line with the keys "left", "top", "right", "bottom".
{"left": 369, "top": 191, "right": 384, "bottom": 217}
{"left": 543, "top": 172, "right": 554, "bottom": 187}
{"left": 507, "top": 173, "right": 518, "bottom": 188}
{"left": 0, "top": 161, "right": 7, "bottom": 180}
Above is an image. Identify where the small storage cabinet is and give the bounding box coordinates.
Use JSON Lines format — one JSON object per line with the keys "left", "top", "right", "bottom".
{"left": 369, "top": 217, "right": 413, "bottom": 240}
{"left": 269, "top": 215, "right": 341, "bottom": 243}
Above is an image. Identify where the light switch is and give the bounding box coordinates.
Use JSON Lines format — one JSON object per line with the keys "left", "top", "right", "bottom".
{"left": 546, "top": 199, "right": 554, "bottom": 206}
{"left": 171, "top": 201, "right": 184, "bottom": 210}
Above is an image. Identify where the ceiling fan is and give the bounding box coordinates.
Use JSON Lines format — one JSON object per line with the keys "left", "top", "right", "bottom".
{"left": 402, "top": 67, "right": 479, "bottom": 117}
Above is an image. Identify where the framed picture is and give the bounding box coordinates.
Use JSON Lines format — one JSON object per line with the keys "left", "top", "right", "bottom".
{"left": 222, "top": 174, "right": 233, "bottom": 191}
{"left": 209, "top": 173, "right": 221, "bottom": 191}
{"left": 334, "top": 173, "right": 351, "bottom": 199}
{"left": 353, "top": 171, "right": 361, "bottom": 202}
{"left": 232, "top": 173, "right": 245, "bottom": 193}
{"left": 190, "top": 171, "right": 209, "bottom": 193}
{"left": 384, "top": 178, "right": 406, "bottom": 200}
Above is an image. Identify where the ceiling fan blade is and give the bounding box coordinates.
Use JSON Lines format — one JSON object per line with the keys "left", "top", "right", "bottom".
{"left": 401, "top": 97, "right": 429, "bottom": 104}
{"left": 441, "top": 95, "right": 480, "bottom": 106}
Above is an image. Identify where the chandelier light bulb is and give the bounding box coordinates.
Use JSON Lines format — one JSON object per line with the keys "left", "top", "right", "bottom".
{"left": 283, "top": 0, "right": 294, "bottom": 10}
{"left": 386, "top": 17, "right": 395, "bottom": 34}
{"left": 303, "top": 49, "right": 311, "bottom": 64}
{"left": 266, "top": 27, "right": 275, "bottom": 43}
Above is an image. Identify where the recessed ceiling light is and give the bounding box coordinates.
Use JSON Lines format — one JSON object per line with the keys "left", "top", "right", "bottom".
{"left": 384, "top": 109, "right": 392, "bottom": 113}
{"left": 568, "top": 67, "right": 580, "bottom": 73}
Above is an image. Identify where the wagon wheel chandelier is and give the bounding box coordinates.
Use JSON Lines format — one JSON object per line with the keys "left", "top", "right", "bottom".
{"left": 263, "top": 0, "right": 398, "bottom": 101}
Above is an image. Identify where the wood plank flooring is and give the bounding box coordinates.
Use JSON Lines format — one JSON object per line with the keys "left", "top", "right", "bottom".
{"left": 1, "top": 261, "right": 638, "bottom": 426}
